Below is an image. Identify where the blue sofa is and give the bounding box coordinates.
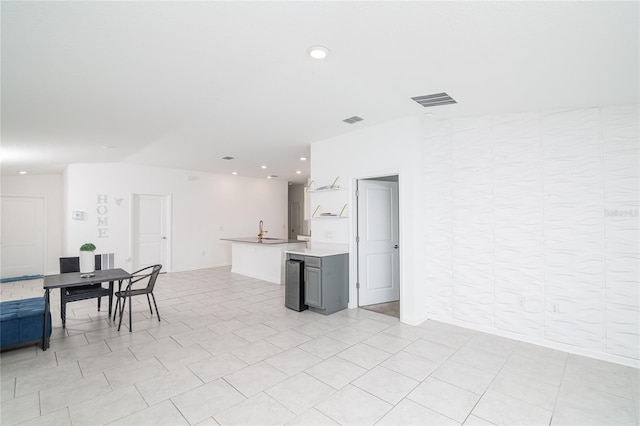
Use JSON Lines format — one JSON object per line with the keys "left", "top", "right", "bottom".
{"left": 0, "top": 297, "right": 51, "bottom": 351}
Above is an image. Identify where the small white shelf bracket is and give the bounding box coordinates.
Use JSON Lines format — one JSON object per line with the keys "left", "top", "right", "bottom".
{"left": 330, "top": 177, "right": 341, "bottom": 189}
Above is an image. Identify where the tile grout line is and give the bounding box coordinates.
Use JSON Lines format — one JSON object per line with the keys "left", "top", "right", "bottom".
{"left": 457, "top": 341, "right": 516, "bottom": 425}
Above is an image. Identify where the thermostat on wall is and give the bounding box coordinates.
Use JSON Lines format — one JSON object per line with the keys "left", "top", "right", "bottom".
{"left": 72, "top": 211, "right": 87, "bottom": 220}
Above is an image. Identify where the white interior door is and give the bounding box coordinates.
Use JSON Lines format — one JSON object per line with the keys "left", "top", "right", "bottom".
{"left": 0, "top": 196, "right": 45, "bottom": 279}
{"left": 132, "top": 194, "right": 169, "bottom": 271}
{"left": 289, "top": 201, "right": 302, "bottom": 240}
{"left": 357, "top": 179, "right": 400, "bottom": 306}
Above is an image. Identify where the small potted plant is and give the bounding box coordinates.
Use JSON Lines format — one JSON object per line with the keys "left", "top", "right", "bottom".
{"left": 79, "top": 243, "right": 96, "bottom": 274}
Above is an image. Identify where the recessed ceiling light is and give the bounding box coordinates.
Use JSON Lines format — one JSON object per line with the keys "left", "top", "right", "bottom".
{"left": 261, "top": 165, "right": 267, "bottom": 169}
{"left": 299, "top": 157, "right": 307, "bottom": 161}
{"left": 222, "top": 156, "right": 235, "bottom": 160}
{"left": 101, "top": 145, "right": 115, "bottom": 150}
{"left": 308, "top": 46, "right": 329, "bottom": 59}
{"left": 296, "top": 171, "right": 301, "bottom": 174}
{"left": 232, "top": 172, "right": 238, "bottom": 175}
{"left": 267, "top": 176, "right": 272, "bottom": 179}
{"left": 18, "top": 170, "right": 27, "bottom": 175}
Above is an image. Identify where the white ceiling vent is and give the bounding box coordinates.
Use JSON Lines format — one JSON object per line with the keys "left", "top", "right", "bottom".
{"left": 411, "top": 92, "right": 457, "bottom": 108}
{"left": 343, "top": 116, "right": 363, "bottom": 124}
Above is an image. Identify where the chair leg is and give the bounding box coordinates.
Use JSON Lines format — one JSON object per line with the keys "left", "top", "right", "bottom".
{"left": 117, "top": 296, "right": 127, "bottom": 331}
{"left": 146, "top": 294, "right": 153, "bottom": 315}
{"left": 113, "top": 297, "right": 120, "bottom": 322}
{"left": 97, "top": 296, "right": 102, "bottom": 312}
{"left": 151, "top": 293, "right": 160, "bottom": 322}
{"left": 61, "top": 295, "right": 67, "bottom": 329}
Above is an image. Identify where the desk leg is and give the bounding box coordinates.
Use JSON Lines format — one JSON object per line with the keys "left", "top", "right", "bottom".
{"left": 43, "top": 289, "right": 51, "bottom": 350}
{"left": 128, "top": 286, "right": 132, "bottom": 332}
{"left": 117, "top": 280, "right": 130, "bottom": 332}
{"left": 113, "top": 280, "right": 123, "bottom": 322}
{"left": 108, "top": 281, "right": 114, "bottom": 316}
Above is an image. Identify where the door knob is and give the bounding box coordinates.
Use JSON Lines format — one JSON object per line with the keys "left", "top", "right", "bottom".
{"left": 394, "top": 244, "right": 398, "bottom": 249}
{"left": 161, "top": 236, "right": 167, "bottom": 240}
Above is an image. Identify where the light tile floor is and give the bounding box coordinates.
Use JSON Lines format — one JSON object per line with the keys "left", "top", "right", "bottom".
{"left": 1, "top": 267, "right": 638, "bottom": 425}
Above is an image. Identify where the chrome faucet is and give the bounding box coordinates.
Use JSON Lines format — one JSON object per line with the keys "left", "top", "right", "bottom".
{"left": 258, "top": 220, "right": 268, "bottom": 239}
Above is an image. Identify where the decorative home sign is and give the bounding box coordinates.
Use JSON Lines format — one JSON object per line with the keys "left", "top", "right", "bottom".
{"left": 96, "top": 194, "right": 109, "bottom": 238}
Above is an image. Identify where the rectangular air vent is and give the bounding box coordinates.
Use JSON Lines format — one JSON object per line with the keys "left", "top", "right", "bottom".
{"left": 343, "top": 116, "right": 364, "bottom": 124}
{"left": 221, "top": 156, "right": 235, "bottom": 160}
{"left": 411, "top": 92, "right": 457, "bottom": 108}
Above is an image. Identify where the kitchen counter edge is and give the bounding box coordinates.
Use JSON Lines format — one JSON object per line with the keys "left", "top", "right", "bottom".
{"left": 221, "top": 237, "right": 303, "bottom": 245}
{"left": 285, "top": 247, "right": 349, "bottom": 257}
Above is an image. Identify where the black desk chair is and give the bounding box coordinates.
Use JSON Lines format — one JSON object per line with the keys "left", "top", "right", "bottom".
{"left": 59, "top": 256, "right": 113, "bottom": 328}
{"left": 114, "top": 264, "right": 162, "bottom": 331}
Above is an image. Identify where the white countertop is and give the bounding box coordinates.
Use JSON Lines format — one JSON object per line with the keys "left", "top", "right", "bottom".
{"left": 286, "top": 244, "right": 349, "bottom": 257}
{"left": 221, "top": 237, "right": 303, "bottom": 245}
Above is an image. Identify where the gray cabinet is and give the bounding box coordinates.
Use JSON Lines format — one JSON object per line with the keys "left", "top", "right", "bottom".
{"left": 286, "top": 252, "right": 348, "bottom": 315}
{"left": 305, "top": 264, "right": 322, "bottom": 308}
{"left": 304, "top": 254, "right": 348, "bottom": 315}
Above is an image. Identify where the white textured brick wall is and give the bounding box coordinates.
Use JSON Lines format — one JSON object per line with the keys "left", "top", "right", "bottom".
{"left": 423, "top": 105, "right": 639, "bottom": 363}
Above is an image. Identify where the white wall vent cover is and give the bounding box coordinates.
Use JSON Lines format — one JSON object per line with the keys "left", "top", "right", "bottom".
{"left": 343, "top": 116, "right": 364, "bottom": 124}
{"left": 411, "top": 92, "right": 457, "bottom": 108}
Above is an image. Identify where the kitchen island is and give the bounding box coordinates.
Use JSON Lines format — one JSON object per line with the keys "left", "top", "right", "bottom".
{"left": 221, "top": 237, "right": 306, "bottom": 284}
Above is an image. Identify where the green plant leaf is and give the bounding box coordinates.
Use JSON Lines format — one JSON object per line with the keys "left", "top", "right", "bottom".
{"left": 80, "top": 243, "right": 96, "bottom": 251}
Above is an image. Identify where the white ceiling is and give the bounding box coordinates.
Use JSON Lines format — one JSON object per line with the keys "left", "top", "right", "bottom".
{"left": 2, "top": 1, "right": 638, "bottom": 183}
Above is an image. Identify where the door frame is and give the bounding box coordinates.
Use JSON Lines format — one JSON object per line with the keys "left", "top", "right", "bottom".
{"left": 349, "top": 172, "right": 402, "bottom": 316}
{"left": 129, "top": 193, "right": 172, "bottom": 273}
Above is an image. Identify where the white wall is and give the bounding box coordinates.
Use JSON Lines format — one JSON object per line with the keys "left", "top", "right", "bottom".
{"left": 1, "top": 174, "right": 64, "bottom": 275}
{"left": 311, "top": 106, "right": 639, "bottom": 367}
{"left": 64, "top": 163, "right": 288, "bottom": 272}
{"left": 310, "top": 115, "right": 427, "bottom": 325}
{"left": 423, "top": 105, "right": 639, "bottom": 366}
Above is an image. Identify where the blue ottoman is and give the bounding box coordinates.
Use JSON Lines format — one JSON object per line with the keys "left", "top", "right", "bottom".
{"left": 0, "top": 297, "right": 52, "bottom": 351}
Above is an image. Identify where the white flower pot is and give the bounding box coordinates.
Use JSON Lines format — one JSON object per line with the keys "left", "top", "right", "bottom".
{"left": 79, "top": 251, "right": 95, "bottom": 273}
